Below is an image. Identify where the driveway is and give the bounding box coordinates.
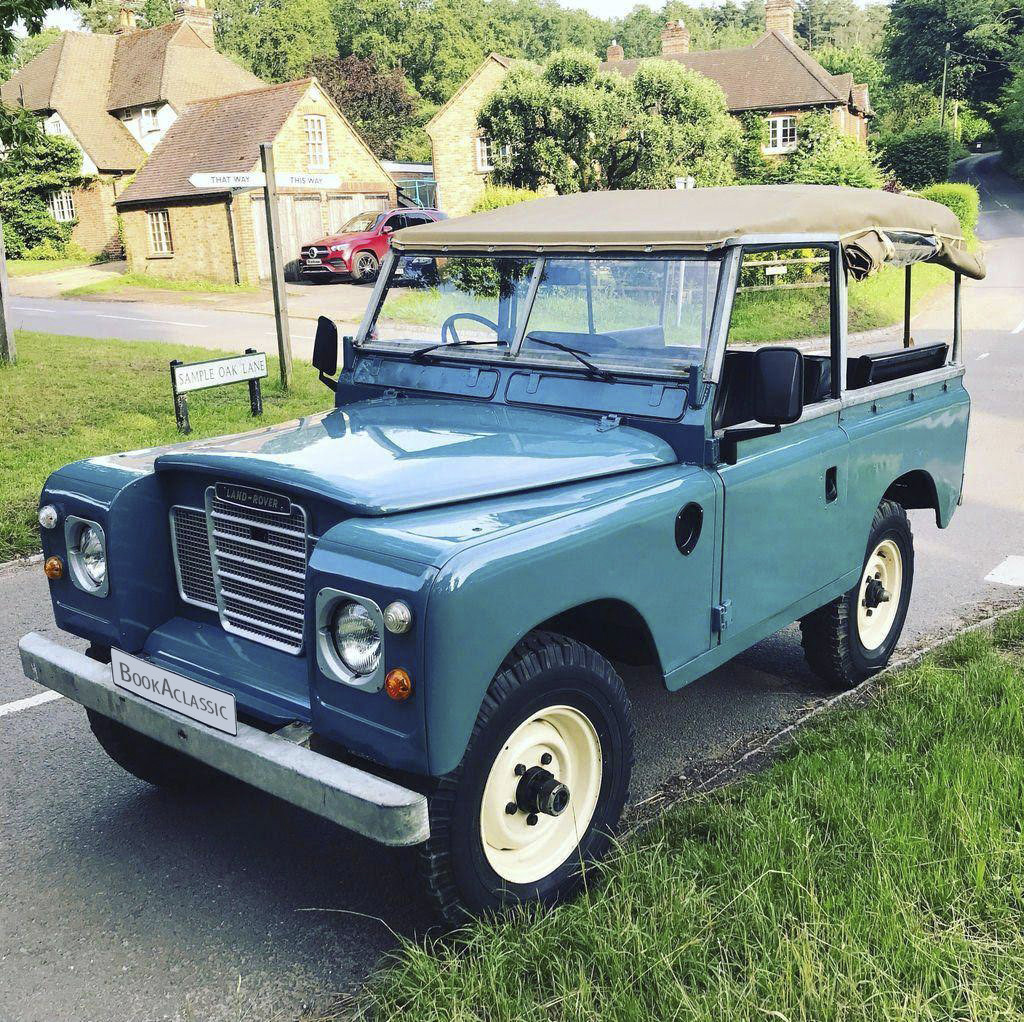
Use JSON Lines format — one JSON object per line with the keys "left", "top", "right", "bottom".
{"left": 2, "top": 154, "right": 1023, "bottom": 1022}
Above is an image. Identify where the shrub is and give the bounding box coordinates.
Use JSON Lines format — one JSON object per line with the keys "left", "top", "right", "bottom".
{"left": 918, "top": 182, "right": 980, "bottom": 240}
{"left": 471, "top": 185, "right": 543, "bottom": 213}
{"left": 782, "top": 112, "right": 882, "bottom": 188}
{"left": 875, "top": 123, "right": 954, "bottom": 189}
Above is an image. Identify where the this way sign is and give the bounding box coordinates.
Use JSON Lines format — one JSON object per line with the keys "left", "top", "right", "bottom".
{"left": 189, "top": 171, "right": 341, "bottom": 189}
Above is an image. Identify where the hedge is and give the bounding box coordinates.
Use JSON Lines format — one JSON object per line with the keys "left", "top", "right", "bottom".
{"left": 875, "top": 123, "right": 954, "bottom": 189}
{"left": 471, "top": 185, "right": 544, "bottom": 213}
{"left": 918, "top": 182, "right": 980, "bottom": 240}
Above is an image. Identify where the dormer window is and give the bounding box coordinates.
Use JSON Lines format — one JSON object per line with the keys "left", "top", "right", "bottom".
{"left": 141, "top": 107, "right": 159, "bottom": 133}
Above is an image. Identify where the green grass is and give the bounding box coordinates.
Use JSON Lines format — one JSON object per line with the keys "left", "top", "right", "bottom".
{"left": 364, "top": 612, "right": 1024, "bottom": 1022}
{"left": 0, "top": 331, "right": 322, "bottom": 561}
{"left": 64, "top": 271, "right": 258, "bottom": 297}
{"left": 7, "top": 257, "right": 96, "bottom": 277}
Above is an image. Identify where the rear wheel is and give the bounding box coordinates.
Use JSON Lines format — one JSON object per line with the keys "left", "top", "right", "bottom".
{"left": 800, "top": 498, "right": 914, "bottom": 689}
{"left": 421, "top": 632, "right": 634, "bottom": 922}
{"left": 350, "top": 250, "right": 379, "bottom": 283}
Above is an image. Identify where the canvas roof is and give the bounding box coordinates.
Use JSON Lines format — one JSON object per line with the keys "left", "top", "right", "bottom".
{"left": 393, "top": 185, "right": 985, "bottom": 280}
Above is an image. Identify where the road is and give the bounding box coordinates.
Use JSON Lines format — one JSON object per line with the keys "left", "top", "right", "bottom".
{"left": 2, "top": 153, "right": 1023, "bottom": 1022}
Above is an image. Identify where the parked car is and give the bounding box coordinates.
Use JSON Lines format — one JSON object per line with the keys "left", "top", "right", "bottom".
{"left": 22, "top": 186, "right": 984, "bottom": 921}
{"left": 299, "top": 207, "right": 445, "bottom": 284}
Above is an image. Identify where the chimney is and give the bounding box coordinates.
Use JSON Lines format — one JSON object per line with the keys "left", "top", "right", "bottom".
{"left": 174, "top": 0, "right": 215, "bottom": 46}
{"left": 606, "top": 38, "right": 624, "bottom": 63}
{"left": 115, "top": 6, "right": 137, "bottom": 33}
{"left": 765, "top": 0, "right": 795, "bottom": 40}
{"left": 660, "top": 20, "right": 691, "bottom": 57}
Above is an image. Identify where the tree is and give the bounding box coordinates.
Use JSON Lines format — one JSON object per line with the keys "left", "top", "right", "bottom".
{"left": 996, "top": 61, "right": 1024, "bottom": 176}
{"left": 479, "top": 50, "right": 740, "bottom": 193}
{"left": 307, "top": 55, "right": 415, "bottom": 159}
{"left": 782, "top": 111, "right": 882, "bottom": 187}
{"left": 814, "top": 43, "right": 887, "bottom": 98}
{"left": 0, "top": 27, "right": 62, "bottom": 80}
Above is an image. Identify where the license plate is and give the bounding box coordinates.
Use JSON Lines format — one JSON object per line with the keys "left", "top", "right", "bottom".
{"left": 305, "top": 258, "right": 322, "bottom": 265}
{"left": 111, "top": 649, "right": 237, "bottom": 735}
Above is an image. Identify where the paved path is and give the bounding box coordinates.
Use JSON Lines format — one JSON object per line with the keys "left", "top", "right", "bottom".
{"left": 2, "top": 155, "right": 1023, "bottom": 1021}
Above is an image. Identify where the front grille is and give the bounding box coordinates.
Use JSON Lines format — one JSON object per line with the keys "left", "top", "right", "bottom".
{"left": 169, "top": 488, "right": 310, "bottom": 655}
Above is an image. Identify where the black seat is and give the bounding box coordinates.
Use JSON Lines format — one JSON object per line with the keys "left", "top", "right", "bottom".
{"left": 847, "top": 343, "right": 948, "bottom": 389}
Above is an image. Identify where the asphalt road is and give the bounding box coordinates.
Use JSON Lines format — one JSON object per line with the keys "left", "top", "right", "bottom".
{"left": 2, "top": 153, "right": 1023, "bottom": 1022}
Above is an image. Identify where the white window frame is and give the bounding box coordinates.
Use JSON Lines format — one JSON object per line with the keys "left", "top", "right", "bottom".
{"left": 765, "top": 115, "right": 798, "bottom": 154}
{"left": 48, "top": 188, "right": 76, "bottom": 223}
{"left": 147, "top": 208, "right": 173, "bottom": 255}
{"left": 141, "top": 106, "right": 159, "bottom": 133}
{"left": 304, "top": 115, "right": 329, "bottom": 170}
{"left": 475, "top": 134, "right": 510, "bottom": 173}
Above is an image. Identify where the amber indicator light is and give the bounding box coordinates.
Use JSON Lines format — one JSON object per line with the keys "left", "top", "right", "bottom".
{"left": 385, "top": 668, "right": 413, "bottom": 701}
{"left": 44, "top": 556, "right": 64, "bottom": 580}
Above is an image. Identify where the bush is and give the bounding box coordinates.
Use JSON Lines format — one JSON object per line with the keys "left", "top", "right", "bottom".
{"left": 471, "top": 185, "right": 543, "bottom": 213}
{"left": 918, "top": 182, "right": 980, "bottom": 240}
{"left": 782, "top": 112, "right": 882, "bottom": 188}
{"left": 875, "top": 123, "right": 954, "bottom": 189}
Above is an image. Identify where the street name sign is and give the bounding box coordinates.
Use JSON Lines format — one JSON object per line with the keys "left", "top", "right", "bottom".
{"left": 169, "top": 350, "right": 267, "bottom": 433}
{"left": 189, "top": 172, "right": 342, "bottom": 189}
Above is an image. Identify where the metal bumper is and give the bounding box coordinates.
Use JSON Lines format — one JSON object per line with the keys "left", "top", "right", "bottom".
{"left": 18, "top": 632, "right": 430, "bottom": 847}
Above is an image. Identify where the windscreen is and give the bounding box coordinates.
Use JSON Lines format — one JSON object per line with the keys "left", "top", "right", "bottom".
{"left": 368, "top": 253, "right": 721, "bottom": 375}
{"left": 343, "top": 212, "right": 381, "bottom": 233}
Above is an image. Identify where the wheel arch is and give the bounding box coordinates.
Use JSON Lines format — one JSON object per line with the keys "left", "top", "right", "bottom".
{"left": 882, "top": 469, "right": 941, "bottom": 526}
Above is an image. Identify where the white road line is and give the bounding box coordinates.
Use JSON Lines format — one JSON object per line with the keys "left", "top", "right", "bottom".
{"left": 94, "top": 314, "right": 206, "bottom": 328}
{"left": 12, "top": 305, "right": 58, "bottom": 314}
{"left": 0, "top": 690, "right": 63, "bottom": 718}
{"left": 986, "top": 556, "right": 1024, "bottom": 587}
{"left": 977, "top": 352, "right": 990, "bottom": 360}
{"left": 1012, "top": 318, "right": 1024, "bottom": 335}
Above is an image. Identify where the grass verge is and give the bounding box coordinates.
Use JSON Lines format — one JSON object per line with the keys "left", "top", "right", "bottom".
{"left": 0, "top": 331, "right": 322, "bottom": 561}
{"left": 364, "top": 611, "right": 1024, "bottom": 1022}
{"left": 7, "top": 257, "right": 96, "bottom": 277}
{"left": 64, "top": 271, "right": 258, "bottom": 297}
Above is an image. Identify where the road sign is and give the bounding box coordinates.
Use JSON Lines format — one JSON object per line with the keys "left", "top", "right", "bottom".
{"left": 169, "top": 350, "right": 266, "bottom": 433}
{"left": 277, "top": 172, "right": 341, "bottom": 188}
{"left": 189, "top": 171, "right": 341, "bottom": 189}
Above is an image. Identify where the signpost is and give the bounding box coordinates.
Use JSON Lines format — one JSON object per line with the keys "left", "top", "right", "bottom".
{"left": 259, "top": 143, "right": 293, "bottom": 391}
{"left": 169, "top": 349, "right": 267, "bottom": 433}
{"left": 0, "top": 212, "right": 15, "bottom": 365}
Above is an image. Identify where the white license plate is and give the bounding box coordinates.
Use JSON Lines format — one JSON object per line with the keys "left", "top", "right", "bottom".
{"left": 111, "top": 649, "right": 237, "bottom": 735}
{"left": 305, "top": 258, "right": 322, "bottom": 265}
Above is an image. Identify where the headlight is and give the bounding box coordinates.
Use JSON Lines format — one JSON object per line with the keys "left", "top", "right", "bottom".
{"left": 329, "top": 243, "right": 349, "bottom": 255}
{"left": 78, "top": 525, "right": 107, "bottom": 586}
{"left": 331, "top": 601, "right": 381, "bottom": 675}
{"left": 64, "top": 517, "right": 108, "bottom": 596}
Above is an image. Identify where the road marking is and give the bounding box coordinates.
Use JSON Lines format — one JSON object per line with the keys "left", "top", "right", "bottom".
{"left": 1012, "top": 318, "right": 1024, "bottom": 335}
{"left": 12, "top": 305, "right": 58, "bottom": 314}
{"left": 977, "top": 352, "right": 990, "bottom": 360}
{"left": 95, "top": 314, "right": 206, "bottom": 328}
{"left": 986, "top": 556, "right": 1024, "bottom": 587}
{"left": 0, "top": 690, "right": 63, "bottom": 717}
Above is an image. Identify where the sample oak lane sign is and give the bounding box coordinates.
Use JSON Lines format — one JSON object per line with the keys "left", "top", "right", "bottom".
{"left": 188, "top": 172, "right": 342, "bottom": 189}
{"left": 172, "top": 351, "right": 268, "bottom": 394}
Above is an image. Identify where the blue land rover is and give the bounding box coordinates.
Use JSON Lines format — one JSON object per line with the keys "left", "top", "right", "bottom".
{"left": 21, "top": 185, "right": 984, "bottom": 919}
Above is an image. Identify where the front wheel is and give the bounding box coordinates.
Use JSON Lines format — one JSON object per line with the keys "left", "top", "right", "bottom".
{"left": 800, "top": 498, "right": 914, "bottom": 689}
{"left": 350, "top": 250, "right": 379, "bottom": 283}
{"left": 421, "top": 632, "right": 634, "bottom": 922}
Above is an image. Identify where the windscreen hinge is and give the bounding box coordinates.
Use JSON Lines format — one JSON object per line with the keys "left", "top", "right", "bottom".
{"left": 596, "top": 414, "right": 621, "bottom": 432}
{"left": 712, "top": 599, "right": 732, "bottom": 633}
{"left": 704, "top": 436, "right": 721, "bottom": 465}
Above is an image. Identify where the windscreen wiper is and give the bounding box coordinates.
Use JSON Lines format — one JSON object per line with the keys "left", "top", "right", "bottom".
{"left": 411, "top": 339, "right": 508, "bottom": 362}
{"left": 523, "top": 336, "right": 616, "bottom": 382}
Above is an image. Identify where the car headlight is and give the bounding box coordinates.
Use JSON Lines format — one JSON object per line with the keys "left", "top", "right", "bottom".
{"left": 329, "top": 243, "right": 349, "bottom": 255}
{"left": 78, "top": 525, "right": 107, "bottom": 586}
{"left": 64, "top": 517, "right": 108, "bottom": 596}
{"left": 331, "top": 601, "right": 381, "bottom": 675}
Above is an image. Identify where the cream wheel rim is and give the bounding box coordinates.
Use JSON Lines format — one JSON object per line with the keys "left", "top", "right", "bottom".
{"left": 857, "top": 538, "right": 903, "bottom": 651}
{"left": 479, "top": 705, "right": 603, "bottom": 885}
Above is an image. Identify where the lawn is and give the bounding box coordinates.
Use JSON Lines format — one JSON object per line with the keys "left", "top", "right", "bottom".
{"left": 0, "top": 331, "right": 323, "bottom": 561}
{"left": 64, "top": 271, "right": 258, "bottom": 297}
{"left": 7, "top": 257, "right": 96, "bottom": 277}
{"left": 364, "top": 612, "right": 1024, "bottom": 1022}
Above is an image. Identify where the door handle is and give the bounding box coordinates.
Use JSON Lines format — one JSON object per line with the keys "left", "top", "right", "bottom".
{"left": 825, "top": 466, "right": 839, "bottom": 504}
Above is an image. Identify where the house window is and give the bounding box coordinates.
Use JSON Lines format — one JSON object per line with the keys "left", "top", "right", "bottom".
{"left": 141, "top": 106, "right": 159, "bottom": 133}
{"left": 43, "top": 116, "right": 69, "bottom": 137}
{"left": 475, "top": 134, "right": 509, "bottom": 172}
{"left": 765, "top": 115, "right": 798, "bottom": 153}
{"left": 48, "top": 189, "right": 76, "bottom": 222}
{"left": 147, "top": 209, "right": 173, "bottom": 255}
{"left": 304, "top": 115, "right": 329, "bottom": 169}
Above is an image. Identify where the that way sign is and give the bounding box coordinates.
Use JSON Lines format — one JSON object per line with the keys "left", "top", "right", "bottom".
{"left": 188, "top": 171, "right": 341, "bottom": 189}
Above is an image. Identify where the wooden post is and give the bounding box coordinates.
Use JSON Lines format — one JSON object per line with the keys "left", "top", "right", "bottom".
{"left": 0, "top": 212, "right": 15, "bottom": 365}
{"left": 170, "top": 360, "right": 191, "bottom": 434}
{"left": 246, "top": 347, "right": 263, "bottom": 417}
{"left": 259, "top": 143, "right": 293, "bottom": 390}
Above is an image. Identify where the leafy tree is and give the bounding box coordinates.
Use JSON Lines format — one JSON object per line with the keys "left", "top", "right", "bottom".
{"left": 0, "top": 27, "right": 62, "bottom": 80}
{"left": 307, "top": 55, "right": 414, "bottom": 159}
{"left": 996, "top": 61, "right": 1024, "bottom": 177}
{"left": 796, "top": 0, "right": 887, "bottom": 51}
{"left": 781, "top": 110, "right": 882, "bottom": 186}
{"left": 480, "top": 51, "right": 740, "bottom": 193}
{"left": 814, "top": 43, "right": 887, "bottom": 96}
{"left": 874, "top": 122, "right": 955, "bottom": 187}
{"left": 0, "top": 128, "right": 83, "bottom": 257}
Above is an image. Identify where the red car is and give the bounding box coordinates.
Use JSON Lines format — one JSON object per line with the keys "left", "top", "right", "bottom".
{"left": 299, "top": 207, "right": 445, "bottom": 284}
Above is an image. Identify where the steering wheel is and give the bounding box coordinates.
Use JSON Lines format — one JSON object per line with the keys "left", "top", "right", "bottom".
{"left": 441, "top": 312, "right": 501, "bottom": 347}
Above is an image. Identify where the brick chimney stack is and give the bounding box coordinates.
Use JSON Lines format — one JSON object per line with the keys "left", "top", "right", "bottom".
{"left": 115, "top": 6, "right": 137, "bottom": 33}
{"left": 660, "top": 20, "right": 691, "bottom": 57}
{"left": 174, "top": 0, "right": 215, "bottom": 46}
{"left": 765, "top": 0, "right": 795, "bottom": 40}
{"left": 606, "top": 39, "right": 624, "bottom": 63}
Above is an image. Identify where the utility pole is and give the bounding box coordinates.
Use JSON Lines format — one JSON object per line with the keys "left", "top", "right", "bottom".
{"left": 0, "top": 212, "right": 15, "bottom": 366}
{"left": 259, "top": 142, "right": 293, "bottom": 390}
{"left": 940, "top": 42, "right": 951, "bottom": 128}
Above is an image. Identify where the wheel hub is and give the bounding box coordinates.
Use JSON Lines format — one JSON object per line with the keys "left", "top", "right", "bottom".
{"left": 856, "top": 538, "right": 903, "bottom": 651}
{"left": 515, "top": 765, "right": 571, "bottom": 817}
{"left": 862, "top": 575, "right": 890, "bottom": 614}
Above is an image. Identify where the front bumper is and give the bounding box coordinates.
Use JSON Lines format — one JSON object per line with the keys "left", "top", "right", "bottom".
{"left": 18, "top": 632, "right": 430, "bottom": 847}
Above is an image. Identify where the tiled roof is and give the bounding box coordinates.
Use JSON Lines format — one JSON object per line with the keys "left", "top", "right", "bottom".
{"left": 601, "top": 30, "right": 860, "bottom": 113}
{"left": 116, "top": 80, "right": 311, "bottom": 204}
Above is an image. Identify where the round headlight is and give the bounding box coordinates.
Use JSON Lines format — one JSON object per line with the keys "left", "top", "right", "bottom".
{"left": 77, "top": 524, "right": 107, "bottom": 587}
{"left": 331, "top": 602, "right": 381, "bottom": 675}
{"left": 38, "top": 505, "right": 59, "bottom": 530}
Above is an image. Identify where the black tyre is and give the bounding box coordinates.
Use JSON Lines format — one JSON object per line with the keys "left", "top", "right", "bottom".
{"left": 421, "top": 631, "right": 634, "bottom": 922}
{"left": 800, "top": 498, "right": 914, "bottom": 689}
{"left": 87, "top": 709, "right": 221, "bottom": 792}
{"left": 350, "top": 250, "right": 379, "bottom": 283}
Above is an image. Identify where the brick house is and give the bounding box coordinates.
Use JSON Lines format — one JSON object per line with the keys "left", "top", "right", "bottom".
{"left": 0, "top": 1, "right": 264, "bottom": 256}
{"left": 114, "top": 79, "right": 397, "bottom": 284}
{"left": 428, "top": 0, "right": 872, "bottom": 217}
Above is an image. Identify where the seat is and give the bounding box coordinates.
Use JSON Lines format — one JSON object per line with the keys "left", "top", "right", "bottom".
{"left": 847, "top": 343, "right": 948, "bottom": 389}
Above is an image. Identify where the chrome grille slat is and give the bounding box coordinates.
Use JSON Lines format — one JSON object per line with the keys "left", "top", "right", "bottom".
{"left": 170, "top": 507, "right": 217, "bottom": 611}
{"left": 213, "top": 549, "right": 306, "bottom": 581}
{"left": 223, "top": 589, "right": 304, "bottom": 620}
{"left": 211, "top": 529, "right": 306, "bottom": 560}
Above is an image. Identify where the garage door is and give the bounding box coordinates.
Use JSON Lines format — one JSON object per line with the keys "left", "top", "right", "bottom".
{"left": 326, "top": 192, "right": 391, "bottom": 233}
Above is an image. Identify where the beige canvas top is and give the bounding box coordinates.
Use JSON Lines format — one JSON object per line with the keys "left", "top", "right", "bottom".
{"left": 394, "top": 185, "right": 985, "bottom": 280}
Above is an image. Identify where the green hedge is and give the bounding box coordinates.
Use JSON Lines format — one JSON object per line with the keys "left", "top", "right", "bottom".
{"left": 918, "top": 182, "right": 980, "bottom": 240}
{"left": 875, "top": 123, "right": 955, "bottom": 189}
{"left": 471, "top": 185, "right": 543, "bottom": 213}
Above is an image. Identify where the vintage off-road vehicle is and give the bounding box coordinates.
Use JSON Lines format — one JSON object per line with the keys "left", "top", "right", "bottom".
{"left": 21, "top": 185, "right": 984, "bottom": 919}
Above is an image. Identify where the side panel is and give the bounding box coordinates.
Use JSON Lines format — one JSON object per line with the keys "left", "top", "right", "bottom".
{"left": 423, "top": 471, "right": 720, "bottom": 776}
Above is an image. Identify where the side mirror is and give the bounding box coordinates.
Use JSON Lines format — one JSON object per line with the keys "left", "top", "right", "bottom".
{"left": 753, "top": 346, "right": 804, "bottom": 425}
{"left": 312, "top": 315, "right": 338, "bottom": 386}
{"left": 381, "top": 224, "right": 394, "bottom": 234}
